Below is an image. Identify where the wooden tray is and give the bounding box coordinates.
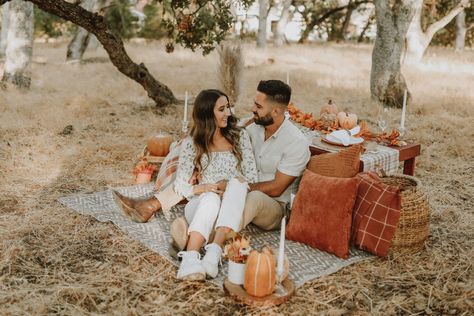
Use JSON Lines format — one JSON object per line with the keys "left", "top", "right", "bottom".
{"left": 223, "top": 278, "right": 295, "bottom": 307}
{"left": 139, "top": 146, "right": 166, "bottom": 164}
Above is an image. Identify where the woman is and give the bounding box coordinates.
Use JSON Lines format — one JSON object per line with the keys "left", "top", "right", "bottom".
{"left": 173, "top": 89, "right": 257, "bottom": 280}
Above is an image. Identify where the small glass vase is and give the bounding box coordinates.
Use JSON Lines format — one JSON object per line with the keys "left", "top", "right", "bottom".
{"left": 227, "top": 260, "right": 246, "bottom": 285}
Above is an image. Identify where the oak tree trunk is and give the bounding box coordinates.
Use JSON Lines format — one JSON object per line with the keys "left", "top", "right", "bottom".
{"left": 66, "top": 0, "right": 101, "bottom": 62}
{"left": 370, "top": 0, "right": 413, "bottom": 108}
{"left": 2, "top": 0, "right": 34, "bottom": 88}
{"left": 3, "top": 0, "right": 177, "bottom": 107}
{"left": 455, "top": 10, "right": 466, "bottom": 51}
{"left": 0, "top": 2, "right": 8, "bottom": 58}
{"left": 358, "top": 10, "right": 374, "bottom": 43}
{"left": 339, "top": 2, "right": 354, "bottom": 41}
{"left": 257, "top": 0, "right": 269, "bottom": 48}
{"left": 66, "top": 28, "right": 91, "bottom": 62}
{"left": 274, "top": 0, "right": 291, "bottom": 47}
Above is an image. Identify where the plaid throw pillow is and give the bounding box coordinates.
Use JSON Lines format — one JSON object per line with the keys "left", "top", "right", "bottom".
{"left": 154, "top": 140, "right": 182, "bottom": 192}
{"left": 352, "top": 172, "right": 401, "bottom": 257}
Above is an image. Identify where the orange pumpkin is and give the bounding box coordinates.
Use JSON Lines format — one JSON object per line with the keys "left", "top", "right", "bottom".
{"left": 244, "top": 247, "right": 276, "bottom": 297}
{"left": 147, "top": 133, "right": 173, "bottom": 157}
{"left": 320, "top": 100, "right": 338, "bottom": 116}
{"left": 337, "top": 111, "right": 358, "bottom": 130}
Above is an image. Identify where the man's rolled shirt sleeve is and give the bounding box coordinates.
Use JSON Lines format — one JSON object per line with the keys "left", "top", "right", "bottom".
{"left": 277, "top": 139, "right": 311, "bottom": 177}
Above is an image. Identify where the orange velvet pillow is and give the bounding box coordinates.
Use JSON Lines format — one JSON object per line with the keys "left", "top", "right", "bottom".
{"left": 307, "top": 145, "right": 362, "bottom": 178}
{"left": 286, "top": 169, "right": 359, "bottom": 259}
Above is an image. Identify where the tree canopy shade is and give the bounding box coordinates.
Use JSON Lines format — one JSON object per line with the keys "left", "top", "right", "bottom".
{"left": 1, "top": 0, "right": 177, "bottom": 107}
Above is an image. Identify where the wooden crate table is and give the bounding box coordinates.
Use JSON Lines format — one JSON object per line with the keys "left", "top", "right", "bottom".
{"left": 309, "top": 141, "right": 421, "bottom": 176}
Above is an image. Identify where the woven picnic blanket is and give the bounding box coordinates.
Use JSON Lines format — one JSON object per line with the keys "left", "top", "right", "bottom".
{"left": 300, "top": 128, "right": 400, "bottom": 175}
{"left": 59, "top": 183, "right": 372, "bottom": 288}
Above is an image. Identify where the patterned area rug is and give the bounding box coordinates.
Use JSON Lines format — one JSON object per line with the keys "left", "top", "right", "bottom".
{"left": 58, "top": 183, "right": 372, "bottom": 288}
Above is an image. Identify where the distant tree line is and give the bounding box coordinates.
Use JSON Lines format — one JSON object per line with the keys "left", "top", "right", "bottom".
{"left": 23, "top": 0, "right": 474, "bottom": 48}
{"left": 0, "top": 0, "right": 472, "bottom": 109}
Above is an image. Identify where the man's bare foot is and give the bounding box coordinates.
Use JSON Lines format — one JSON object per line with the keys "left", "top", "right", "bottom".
{"left": 112, "top": 191, "right": 161, "bottom": 223}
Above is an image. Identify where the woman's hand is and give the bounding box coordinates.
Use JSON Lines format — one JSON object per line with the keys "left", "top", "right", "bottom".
{"left": 193, "top": 183, "right": 223, "bottom": 196}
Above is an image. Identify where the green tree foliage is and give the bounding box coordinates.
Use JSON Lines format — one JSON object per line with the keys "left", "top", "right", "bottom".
{"left": 160, "top": 0, "right": 253, "bottom": 55}
{"left": 137, "top": 3, "right": 167, "bottom": 39}
{"left": 104, "top": 0, "right": 139, "bottom": 39}
{"left": 295, "top": 0, "right": 371, "bottom": 42}
{"left": 34, "top": 6, "right": 74, "bottom": 38}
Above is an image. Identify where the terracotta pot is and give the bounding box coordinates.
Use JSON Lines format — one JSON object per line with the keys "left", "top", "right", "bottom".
{"left": 147, "top": 133, "right": 173, "bottom": 157}
{"left": 228, "top": 260, "right": 247, "bottom": 285}
{"left": 135, "top": 171, "right": 153, "bottom": 184}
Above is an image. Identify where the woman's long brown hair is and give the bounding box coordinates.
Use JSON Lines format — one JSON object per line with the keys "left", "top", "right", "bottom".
{"left": 190, "top": 89, "right": 242, "bottom": 175}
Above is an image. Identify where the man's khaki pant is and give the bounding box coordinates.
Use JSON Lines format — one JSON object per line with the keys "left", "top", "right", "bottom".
{"left": 155, "top": 186, "right": 284, "bottom": 231}
{"left": 239, "top": 191, "right": 285, "bottom": 231}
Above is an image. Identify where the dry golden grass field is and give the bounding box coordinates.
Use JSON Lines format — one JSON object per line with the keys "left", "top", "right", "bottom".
{"left": 0, "top": 41, "right": 473, "bottom": 315}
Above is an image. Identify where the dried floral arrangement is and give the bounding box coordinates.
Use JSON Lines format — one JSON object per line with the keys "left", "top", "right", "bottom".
{"left": 223, "top": 232, "right": 252, "bottom": 264}
{"left": 132, "top": 158, "right": 158, "bottom": 176}
{"left": 288, "top": 102, "right": 407, "bottom": 146}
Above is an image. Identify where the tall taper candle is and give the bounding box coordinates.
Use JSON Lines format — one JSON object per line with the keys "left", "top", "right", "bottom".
{"left": 400, "top": 89, "right": 407, "bottom": 130}
{"left": 276, "top": 216, "right": 286, "bottom": 281}
{"left": 286, "top": 71, "right": 290, "bottom": 85}
{"left": 184, "top": 91, "right": 188, "bottom": 122}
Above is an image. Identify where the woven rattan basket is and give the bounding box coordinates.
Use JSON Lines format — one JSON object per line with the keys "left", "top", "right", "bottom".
{"left": 381, "top": 174, "right": 430, "bottom": 254}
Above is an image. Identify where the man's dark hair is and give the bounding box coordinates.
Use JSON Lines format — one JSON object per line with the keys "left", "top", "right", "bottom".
{"left": 257, "top": 80, "right": 291, "bottom": 106}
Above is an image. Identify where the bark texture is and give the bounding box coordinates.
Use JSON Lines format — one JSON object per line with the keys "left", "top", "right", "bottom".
{"left": 274, "top": 0, "right": 291, "bottom": 47}
{"left": 0, "top": 2, "right": 9, "bottom": 57}
{"left": 2, "top": 0, "right": 34, "bottom": 88}
{"left": 370, "top": 0, "right": 413, "bottom": 108}
{"left": 0, "top": 0, "right": 176, "bottom": 106}
{"left": 257, "top": 0, "right": 269, "bottom": 48}
{"left": 405, "top": 0, "right": 468, "bottom": 64}
{"left": 455, "top": 9, "right": 466, "bottom": 51}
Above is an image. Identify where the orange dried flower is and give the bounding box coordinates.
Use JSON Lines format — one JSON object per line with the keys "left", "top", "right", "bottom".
{"left": 132, "top": 158, "right": 157, "bottom": 176}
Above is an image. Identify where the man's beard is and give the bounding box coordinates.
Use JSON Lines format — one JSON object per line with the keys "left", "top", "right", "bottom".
{"left": 253, "top": 112, "right": 274, "bottom": 126}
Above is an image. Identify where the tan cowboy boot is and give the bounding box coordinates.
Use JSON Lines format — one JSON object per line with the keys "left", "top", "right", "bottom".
{"left": 112, "top": 191, "right": 160, "bottom": 223}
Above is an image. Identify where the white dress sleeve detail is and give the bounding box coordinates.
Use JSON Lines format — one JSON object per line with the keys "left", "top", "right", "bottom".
{"left": 173, "top": 137, "right": 196, "bottom": 199}
{"left": 239, "top": 129, "right": 258, "bottom": 183}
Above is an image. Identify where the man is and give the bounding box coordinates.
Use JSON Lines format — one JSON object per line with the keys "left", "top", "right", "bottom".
{"left": 113, "top": 80, "right": 310, "bottom": 276}
{"left": 180, "top": 80, "right": 311, "bottom": 278}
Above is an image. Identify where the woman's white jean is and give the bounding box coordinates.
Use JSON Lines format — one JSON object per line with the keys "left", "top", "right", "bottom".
{"left": 185, "top": 178, "right": 248, "bottom": 243}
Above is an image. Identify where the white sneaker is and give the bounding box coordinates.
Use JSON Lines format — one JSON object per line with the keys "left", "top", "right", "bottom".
{"left": 170, "top": 217, "right": 188, "bottom": 252}
{"left": 201, "top": 243, "right": 222, "bottom": 278}
{"left": 176, "top": 250, "right": 206, "bottom": 280}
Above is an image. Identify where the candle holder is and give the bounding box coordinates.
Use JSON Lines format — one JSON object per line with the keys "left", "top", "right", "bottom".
{"left": 181, "top": 120, "right": 189, "bottom": 134}
{"left": 398, "top": 125, "right": 406, "bottom": 137}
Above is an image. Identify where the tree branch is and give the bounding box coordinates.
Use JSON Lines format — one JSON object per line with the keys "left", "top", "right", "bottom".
{"left": 425, "top": 0, "right": 469, "bottom": 41}
{"left": 2, "top": 0, "right": 177, "bottom": 107}
{"left": 312, "top": 1, "right": 369, "bottom": 31}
